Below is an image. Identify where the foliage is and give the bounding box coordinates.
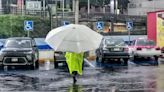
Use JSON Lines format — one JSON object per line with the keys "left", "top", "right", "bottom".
{"left": 0, "top": 15, "right": 50, "bottom": 38}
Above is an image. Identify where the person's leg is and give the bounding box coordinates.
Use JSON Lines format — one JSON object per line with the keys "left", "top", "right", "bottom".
{"left": 72, "top": 71, "right": 77, "bottom": 84}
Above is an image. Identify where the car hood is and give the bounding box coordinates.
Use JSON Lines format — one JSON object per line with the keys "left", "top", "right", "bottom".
{"left": 1, "top": 48, "right": 32, "bottom": 52}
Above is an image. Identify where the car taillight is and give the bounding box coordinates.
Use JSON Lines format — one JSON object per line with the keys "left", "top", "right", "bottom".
{"left": 156, "top": 47, "right": 160, "bottom": 50}
{"left": 136, "top": 47, "right": 142, "bottom": 50}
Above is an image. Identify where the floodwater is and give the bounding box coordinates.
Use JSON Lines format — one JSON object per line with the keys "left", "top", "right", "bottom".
{"left": 0, "top": 60, "right": 163, "bottom": 92}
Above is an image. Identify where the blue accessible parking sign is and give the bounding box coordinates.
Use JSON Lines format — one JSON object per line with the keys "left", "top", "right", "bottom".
{"left": 24, "top": 20, "right": 33, "bottom": 31}
{"left": 126, "top": 21, "right": 133, "bottom": 31}
{"left": 96, "top": 21, "right": 104, "bottom": 30}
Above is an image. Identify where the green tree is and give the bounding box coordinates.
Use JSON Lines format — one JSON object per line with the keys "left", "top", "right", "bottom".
{"left": 0, "top": 15, "right": 50, "bottom": 38}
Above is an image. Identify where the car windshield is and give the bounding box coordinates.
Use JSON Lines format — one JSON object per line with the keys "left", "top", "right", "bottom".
{"left": 4, "top": 39, "right": 31, "bottom": 48}
{"left": 137, "top": 39, "right": 155, "bottom": 46}
{"left": 105, "top": 39, "right": 126, "bottom": 46}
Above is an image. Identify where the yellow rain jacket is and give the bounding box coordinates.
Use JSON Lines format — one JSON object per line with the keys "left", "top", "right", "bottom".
{"left": 65, "top": 52, "right": 84, "bottom": 75}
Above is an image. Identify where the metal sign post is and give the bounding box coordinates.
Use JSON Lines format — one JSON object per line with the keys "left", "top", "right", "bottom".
{"left": 126, "top": 21, "right": 133, "bottom": 45}
{"left": 24, "top": 20, "right": 33, "bottom": 37}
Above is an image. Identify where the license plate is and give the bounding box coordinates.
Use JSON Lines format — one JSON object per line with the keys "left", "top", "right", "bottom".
{"left": 113, "top": 48, "right": 120, "bottom": 51}
{"left": 11, "top": 58, "right": 18, "bottom": 62}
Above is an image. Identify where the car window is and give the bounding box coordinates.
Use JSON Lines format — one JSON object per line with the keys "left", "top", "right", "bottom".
{"left": 136, "top": 39, "right": 155, "bottom": 46}
{"left": 4, "top": 39, "right": 31, "bottom": 48}
{"left": 105, "top": 39, "right": 126, "bottom": 46}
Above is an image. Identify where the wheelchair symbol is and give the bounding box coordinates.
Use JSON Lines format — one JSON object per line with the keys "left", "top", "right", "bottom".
{"left": 24, "top": 21, "right": 33, "bottom": 31}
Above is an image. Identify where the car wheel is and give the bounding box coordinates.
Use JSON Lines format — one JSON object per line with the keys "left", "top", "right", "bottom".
{"left": 54, "top": 62, "right": 58, "bottom": 68}
{"left": 96, "top": 56, "right": 99, "bottom": 63}
{"left": 99, "top": 56, "right": 105, "bottom": 63}
{"left": 123, "top": 58, "right": 128, "bottom": 66}
{"left": 153, "top": 61, "right": 159, "bottom": 66}
{"left": 154, "top": 56, "right": 158, "bottom": 61}
{"left": 30, "top": 63, "right": 36, "bottom": 70}
{"left": 154, "top": 56, "right": 159, "bottom": 66}
{"left": 35, "top": 60, "right": 39, "bottom": 69}
{"left": 133, "top": 56, "right": 138, "bottom": 62}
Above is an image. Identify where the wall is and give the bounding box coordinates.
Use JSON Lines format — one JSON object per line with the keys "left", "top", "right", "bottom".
{"left": 128, "top": 0, "right": 164, "bottom": 15}
{"left": 147, "top": 12, "right": 156, "bottom": 42}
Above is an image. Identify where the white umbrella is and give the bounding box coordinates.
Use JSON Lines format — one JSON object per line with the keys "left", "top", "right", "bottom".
{"left": 45, "top": 24, "right": 103, "bottom": 53}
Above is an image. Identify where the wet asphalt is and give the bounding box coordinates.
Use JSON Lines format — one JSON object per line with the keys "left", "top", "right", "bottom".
{"left": 0, "top": 60, "right": 164, "bottom": 92}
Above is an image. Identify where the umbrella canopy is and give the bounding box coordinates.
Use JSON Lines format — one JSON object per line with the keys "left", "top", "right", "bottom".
{"left": 45, "top": 24, "right": 103, "bottom": 53}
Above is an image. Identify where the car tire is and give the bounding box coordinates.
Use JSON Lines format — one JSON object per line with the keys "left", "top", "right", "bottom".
{"left": 99, "top": 56, "right": 105, "bottom": 63}
{"left": 54, "top": 62, "right": 58, "bottom": 68}
{"left": 154, "top": 56, "right": 159, "bottom": 66}
{"left": 96, "top": 56, "right": 99, "bottom": 63}
{"left": 133, "top": 56, "right": 138, "bottom": 62}
{"left": 154, "top": 56, "right": 158, "bottom": 61}
{"left": 154, "top": 61, "right": 159, "bottom": 66}
{"left": 35, "top": 60, "right": 39, "bottom": 69}
{"left": 123, "top": 58, "right": 128, "bottom": 66}
{"left": 30, "top": 63, "right": 36, "bottom": 70}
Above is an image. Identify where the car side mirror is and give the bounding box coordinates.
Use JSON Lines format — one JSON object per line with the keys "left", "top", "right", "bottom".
{"left": 33, "top": 45, "right": 37, "bottom": 47}
{"left": 0, "top": 45, "right": 3, "bottom": 49}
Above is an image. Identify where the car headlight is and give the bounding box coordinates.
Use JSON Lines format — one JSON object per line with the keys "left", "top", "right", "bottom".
{"left": 103, "top": 47, "right": 108, "bottom": 50}
{"left": 24, "top": 51, "right": 33, "bottom": 54}
{"left": 26, "top": 55, "right": 32, "bottom": 60}
{"left": 0, "top": 56, "right": 3, "bottom": 61}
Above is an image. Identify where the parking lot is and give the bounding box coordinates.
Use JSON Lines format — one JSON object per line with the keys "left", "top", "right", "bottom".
{"left": 0, "top": 59, "right": 163, "bottom": 92}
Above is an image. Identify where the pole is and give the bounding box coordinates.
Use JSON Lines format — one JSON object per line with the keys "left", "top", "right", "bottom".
{"left": 62, "top": 0, "right": 64, "bottom": 18}
{"left": 75, "top": 0, "right": 79, "bottom": 24}
{"left": 50, "top": 3, "right": 53, "bottom": 30}
{"left": 43, "top": 0, "right": 46, "bottom": 18}
{"left": 55, "top": 0, "right": 58, "bottom": 27}
{"left": 87, "top": 0, "right": 90, "bottom": 14}
{"left": 72, "top": 0, "right": 75, "bottom": 12}
{"left": 128, "top": 29, "right": 131, "bottom": 45}
{"left": 27, "top": 31, "right": 30, "bottom": 37}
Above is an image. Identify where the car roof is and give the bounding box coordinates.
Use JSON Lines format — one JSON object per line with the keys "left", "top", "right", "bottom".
{"left": 7, "top": 37, "right": 32, "bottom": 40}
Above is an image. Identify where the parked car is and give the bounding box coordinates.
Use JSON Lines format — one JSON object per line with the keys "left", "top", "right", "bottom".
{"left": 159, "top": 47, "right": 164, "bottom": 62}
{"left": 54, "top": 51, "right": 66, "bottom": 68}
{"left": 129, "top": 38, "right": 161, "bottom": 65}
{"left": 96, "top": 38, "right": 129, "bottom": 65}
{"left": 0, "top": 37, "right": 39, "bottom": 69}
{"left": 54, "top": 51, "right": 86, "bottom": 69}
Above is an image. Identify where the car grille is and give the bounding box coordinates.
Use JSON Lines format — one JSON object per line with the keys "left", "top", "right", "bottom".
{"left": 3, "top": 57, "right": 27, "bottom": 65}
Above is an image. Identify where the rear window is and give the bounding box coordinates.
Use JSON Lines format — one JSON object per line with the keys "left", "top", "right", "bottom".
{"left": 136, "top": 39, "right": 155, "bottom": 46}
{"left": 105, "top": 39, "right": 126, "bottom": 46}
{"left": 4, "top": 39, "right": 31, "bottom": 48}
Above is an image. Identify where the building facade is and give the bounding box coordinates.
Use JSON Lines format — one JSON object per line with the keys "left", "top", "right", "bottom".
{"left": 128, "top": 0, "right": 164, "bottom": 15}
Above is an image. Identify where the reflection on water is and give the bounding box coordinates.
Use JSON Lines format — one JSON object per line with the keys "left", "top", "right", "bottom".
{"left": 0, "top": 62, "right": 163, "bottom": 91}
{"left": 68, "top": 84, "right": 83, "bottom": 92}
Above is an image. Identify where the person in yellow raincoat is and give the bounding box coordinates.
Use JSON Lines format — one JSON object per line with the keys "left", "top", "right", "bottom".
{"left": 65, "top": 52, "right": 84, "bottom": 84}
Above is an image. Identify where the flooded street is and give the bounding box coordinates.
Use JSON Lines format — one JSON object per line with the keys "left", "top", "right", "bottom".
{"left": 0, "top": 61, "right": 163, "bottom": 92}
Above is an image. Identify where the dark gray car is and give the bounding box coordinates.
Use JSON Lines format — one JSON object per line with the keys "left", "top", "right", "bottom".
{"left": 0, "top": 37, "right": 39, "bottom": 69}
{"left": 54, "top": 51, "right": 66, "bottom": 68}
{"left": 96, "top": 38, "right": 129, "bottom": 65}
